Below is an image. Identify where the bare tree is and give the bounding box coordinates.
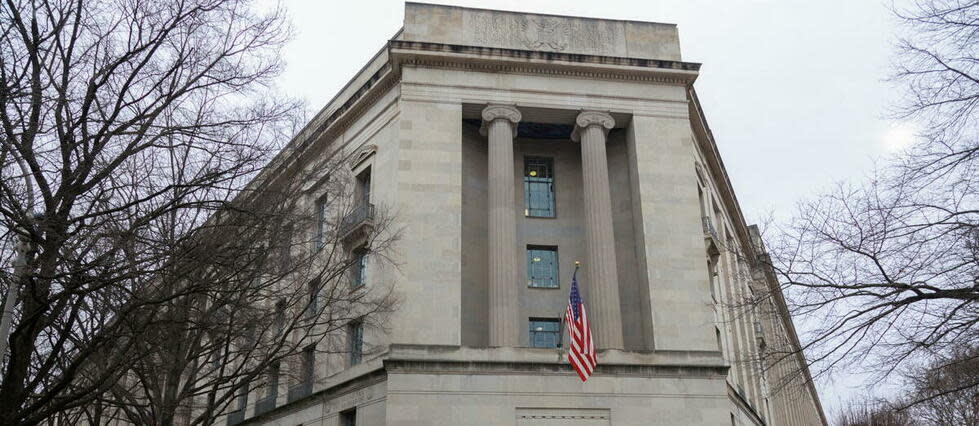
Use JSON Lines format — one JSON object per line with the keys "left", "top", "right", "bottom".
{"left": 904, "top": 344, "right": 979, "bottom": 425}
{"left": 762, "top": 0, "right": 978, "bottom": 404}
{"left": 0, "top": 1, "right": 396, "bottom": 425}
{"left": 834, "top": 396, "right": 913, "bottom": 426}
{"left": 832, "top": 344, "right": 979, "bottom": 426}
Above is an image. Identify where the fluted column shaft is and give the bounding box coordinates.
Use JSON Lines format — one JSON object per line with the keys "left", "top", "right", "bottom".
{"left": 573, "top": 111, "right": 624, "bottom": 349}
{"left": 481, "top": 105, "right": 522, "bottom": 347}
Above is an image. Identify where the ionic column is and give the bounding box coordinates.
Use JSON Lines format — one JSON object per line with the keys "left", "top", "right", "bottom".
{"left": 572, "top": 111, "right": 624, "bottom": 349}
{"left": 480, "top": 105, "right": 522, "bottom": 347}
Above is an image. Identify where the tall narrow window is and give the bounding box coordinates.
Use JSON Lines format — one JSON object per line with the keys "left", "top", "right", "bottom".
{"left": 351, "top": 248, "right": 368, "bottom": 288}
{"left": 524, "top": 157, "right": 555, "bottom": 217}
{"left": 279, "top": 223, "right": 294, "bottom": 271}
{"left": 707, "top": 257, "right": 718, "bottom": 301}
{"left": 255, "top": 361, "right": 279, "bottom": 415}
{"left": 340, "top": 409, "right": 357, "bottom": 426}
{"left": 306, "top": 279, "right": 319, "bottom": 319}
{"left": 267, "top": 362, "right": 279, "bottom": 398}
{"left": 348, "top": 321, "right": 364, "bottom": 366}
{"left": 526, "top": 246, "right": 559, "bottom": 288}
{"left": 529, "top": 318, "right": 561, "bottom": 348}
{"left": 315, "top": 194, "right": 328, "bottom": 250}
{"left": 356, "top": 168, "right": 371, "bottom": 206}
{"left": 274, "top": 299, "right": 286, "bottom": 336}
{"left": 288, "top": 345, "right": 315, "bottom": 402}
{"left": 302, "top": 345, "right": 315, "bottom": 379}
{"left": 227, "top": 381, "right": 248, "bottom": 425}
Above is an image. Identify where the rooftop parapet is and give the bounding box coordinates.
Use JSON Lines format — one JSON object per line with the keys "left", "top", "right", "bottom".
{"left": 402, "top": 2, "right": 682, "bottom": 61}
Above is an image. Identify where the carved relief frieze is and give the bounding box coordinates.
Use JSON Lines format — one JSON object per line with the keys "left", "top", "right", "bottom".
{"left": 518, "top": 15, "right": 570, "bottom": 51}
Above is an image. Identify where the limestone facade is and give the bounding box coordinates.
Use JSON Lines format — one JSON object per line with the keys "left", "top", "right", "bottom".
{"left": 233, "top": 3, "right": 827, "bottom": 425}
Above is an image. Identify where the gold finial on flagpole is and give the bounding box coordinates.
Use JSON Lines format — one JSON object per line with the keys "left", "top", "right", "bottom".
{"left": 574, "top": 260, "right": 581, "bottom": 267}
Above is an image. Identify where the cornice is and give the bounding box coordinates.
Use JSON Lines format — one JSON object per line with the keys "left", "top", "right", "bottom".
{"left": 252, "top": 39, "right": 699, "bottom": 190}
{"left": 254, "top": 63, "right": 400, "bottom": 190}
{"left": 389, "top": 40, "right": 700, "bottom": 86}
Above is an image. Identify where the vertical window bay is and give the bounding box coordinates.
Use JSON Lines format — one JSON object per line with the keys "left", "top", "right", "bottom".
{"left": 524, "top": 157, "right": 555, "bottom": 217}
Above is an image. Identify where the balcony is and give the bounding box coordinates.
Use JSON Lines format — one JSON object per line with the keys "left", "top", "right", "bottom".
{"left": 702, "top": 216, "right": 717, "bottom": 238}
{"left": 287, "top": 380, "right": 312, "bottom": 403}
{"left": 254, "top": 394, "right": 276, "bottom": 416}
{"left": 340, "top": 202, "right": 375, "bottom": 243}
{"left": 702, "top": 216, "right": 720, "bottom": 254}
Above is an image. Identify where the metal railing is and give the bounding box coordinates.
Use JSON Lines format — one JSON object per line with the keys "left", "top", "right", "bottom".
{"left": 340, "top": 203, "right": 375, "bottom": 238}
{"left": 702, "top": 216, "right": 718, "bottom": 239}
{"left": 287, "top": 380, "right": 312, "bottom": 403}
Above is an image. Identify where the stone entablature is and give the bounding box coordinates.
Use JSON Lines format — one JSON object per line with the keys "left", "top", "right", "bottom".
{"left": 401, "top": 2, "right": 683, "bottom": 61}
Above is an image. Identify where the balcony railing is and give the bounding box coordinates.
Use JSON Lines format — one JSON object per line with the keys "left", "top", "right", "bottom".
{"left": 702, "top": 216, "right": 720, "bottom": 241}
{"left": 340, "top": 203, "right": 375, "bottom": 240}
{"left": 287, "top": 381, "right": 312, "bottom": 403}
{"left": 254, "top": 395, "right": 276, "bottom": 416}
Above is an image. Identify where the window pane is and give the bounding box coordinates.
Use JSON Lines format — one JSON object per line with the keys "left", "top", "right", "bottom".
{"left": 315, "top": 197, "right": 327, "bottom": 250}
{"left": 341, "top": 410, "right": 357, "bottom": 426}
{"left": 357, "top": 168, "right": 371, "bottom": 206}
{"left": 351, "top": 250, "right": 368, "bottom": 288}
{"left": 527, "top": 246, "right": 558, "bottom": 288}
{"left": 268, "top": 362, "right": 279, "bottom": 398}
{"left": 524, "top": 157, "right": 555, "bottom": 217}
{"left": 303, "top": 346, "right": 315, "bottom": 378}
{"left": 306, "top": 280, "right": 318, "bottom": 318}
{"left": 349, "top": 322, "right": 363, "bottom": 365}
{"left": 529, "top": 318, "right": 560, "bottom": 348}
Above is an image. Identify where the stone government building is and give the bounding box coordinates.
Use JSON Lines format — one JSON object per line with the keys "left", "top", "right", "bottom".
{"left": 236, "top": 3, "right": 826, "bottom": 425}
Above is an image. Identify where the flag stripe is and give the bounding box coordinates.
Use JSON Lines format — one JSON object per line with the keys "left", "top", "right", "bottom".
{"left": 566, "top": 268, "right": 596, "bottom": 382}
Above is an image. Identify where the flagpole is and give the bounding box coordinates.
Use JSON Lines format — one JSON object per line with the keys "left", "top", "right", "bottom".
{"left": 558, "top": 261, "right": 581, "bottom": 349}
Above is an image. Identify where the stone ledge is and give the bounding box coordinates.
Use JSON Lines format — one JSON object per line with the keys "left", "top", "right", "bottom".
{"left": 382, "top": 344, "right": 728, "bottom": 377}
{"left": 388, "top": 40, "right": 700, "bottom": 85}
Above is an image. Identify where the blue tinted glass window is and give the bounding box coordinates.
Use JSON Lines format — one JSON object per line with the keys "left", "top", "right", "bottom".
{"left": 529, "top": 318, "right": 561, "bottom": 348}
{"left": 527, "top": 246, "right": 558, "bottom": 288}
{"left": 524, "top": 157, "right": 555, "bottom": 217}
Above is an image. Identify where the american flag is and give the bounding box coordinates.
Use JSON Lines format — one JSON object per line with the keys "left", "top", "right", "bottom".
{"left": 565, "top": 266, "right": 596, "bottom": 382}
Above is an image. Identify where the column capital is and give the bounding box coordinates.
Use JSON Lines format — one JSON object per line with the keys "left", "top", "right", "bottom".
{"left": 571, "top": 111, "right": 615, "bottom": 142}
{"left": 479, "top": 105, "right": 522, "bottom": 136}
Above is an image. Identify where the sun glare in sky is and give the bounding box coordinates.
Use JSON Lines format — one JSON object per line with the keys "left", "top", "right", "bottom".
{"left": 881, "top": 122, "right": 918, "bottom": 152}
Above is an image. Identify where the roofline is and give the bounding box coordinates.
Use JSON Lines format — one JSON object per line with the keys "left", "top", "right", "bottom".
{"left": 405, "top": 1, "right": 677, "bottom": 27}
{"left": 252, "top": 39, "right": 700, "bottom": 192}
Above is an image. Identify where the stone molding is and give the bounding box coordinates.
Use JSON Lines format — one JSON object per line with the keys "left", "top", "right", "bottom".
{"left": 479, "top": 104, "right": 522, "bottom": 136}
{"left": 348, "top": 144, "right": 377, "bottom": 171}
{"left": 385, "top": 344, "right": 726, "bottom": 367}
{"left": 571, "top": 110, "right": 615, "bottom": 142}
{"left": 389, "top": 40, "right": 700, "bottom": 85}
{"left": 383, "top": 358, "right": 728, "bottom": 379}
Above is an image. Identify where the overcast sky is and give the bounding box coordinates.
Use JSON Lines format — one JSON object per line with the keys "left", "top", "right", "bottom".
{"left": 274, "top": 0, "right": 911, "bottom": 416}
